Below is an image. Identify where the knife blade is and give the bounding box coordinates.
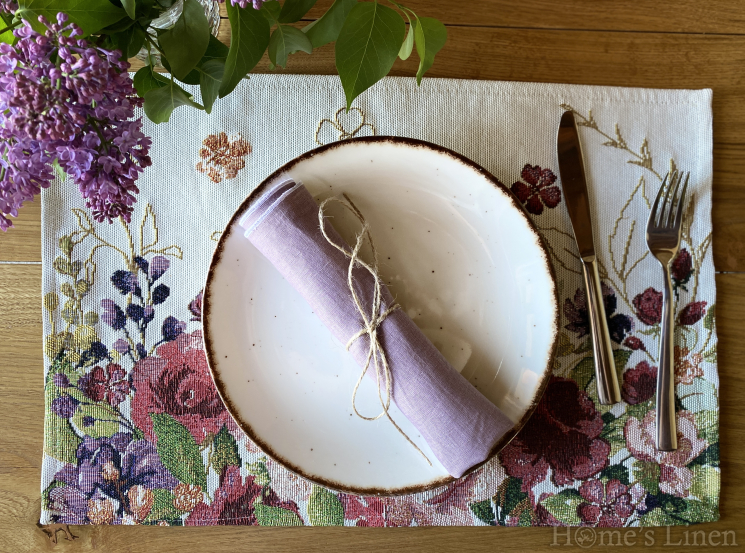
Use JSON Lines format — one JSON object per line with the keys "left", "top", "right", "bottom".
{"left": 557, "top": 111, "right": 621, "bottom": 405}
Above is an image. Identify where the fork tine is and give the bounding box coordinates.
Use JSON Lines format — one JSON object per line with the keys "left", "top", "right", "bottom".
{"left": 673, "top": 173, "right": 690, "bottom": 230}
{"left": 660, "top": 170, "right": 680, "bottom": 227}
{"left": 648, "top": 172, "right": 669, "bottom": 230}
{"left": 666, "top": 171, "right": 684, "bottom": 227}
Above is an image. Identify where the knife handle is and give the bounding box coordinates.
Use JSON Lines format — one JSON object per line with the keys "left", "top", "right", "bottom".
{"left": 581, "top": 258, "right": 622, "bottom": 405}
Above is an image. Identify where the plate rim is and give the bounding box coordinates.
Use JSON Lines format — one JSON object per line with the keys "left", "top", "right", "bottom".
{"left": 203, "top": 135, "right": 560, "bottom": 496}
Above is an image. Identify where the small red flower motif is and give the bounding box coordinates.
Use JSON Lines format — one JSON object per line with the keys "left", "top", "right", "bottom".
{"left": 623, "top": 336, "right": 646, "bottom": 352}
{"left": 679, "top": 301, "right": 707, "bottom": 326}
{"left": 511, "top": 164, "right": 561, "bottom": 215}
{"left": 633, "top": 288, "right": 663, "bottom": 326}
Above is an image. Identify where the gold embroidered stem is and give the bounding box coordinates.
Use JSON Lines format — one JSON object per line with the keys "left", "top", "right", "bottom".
{"left": 317, "top": 194, "right": 432, "bottom": 466}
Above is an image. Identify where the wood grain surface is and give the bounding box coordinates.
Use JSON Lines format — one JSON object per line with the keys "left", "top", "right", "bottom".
{"left": 0, "top": 2, "right": 744, "bottom": 551}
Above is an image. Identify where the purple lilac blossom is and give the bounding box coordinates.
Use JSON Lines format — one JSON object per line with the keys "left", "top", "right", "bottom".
{"left": 0, "top": 14, "right": 151, "bottom": 230}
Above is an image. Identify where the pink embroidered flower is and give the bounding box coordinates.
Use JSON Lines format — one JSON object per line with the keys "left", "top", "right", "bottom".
{"left": 339, "top": 494, "right": 436, "bottom": 527}
{"left": 131, "top": 330, "right": 236, "bottom": 444}
{"left": 624, "top": 410, "right": 707, "bottom": 497}
{"left": 78, "top": 363, "right": 130, "bottom": 406}
{"left": 510, "top": 164, "right": 561, "bottom": 215}
{"left": 577, "top": 479, "right": 634, "bottom": 527}
{"left": 674, "top": 346, "right": 704, "bottom": 385}
{"left": 679, "top": 301, "right": 707, "bottom": 326}
{"left": 633, "top": 288, "right": 663, "bottom": 326}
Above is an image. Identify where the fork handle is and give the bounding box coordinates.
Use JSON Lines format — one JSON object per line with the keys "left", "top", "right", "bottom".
{"left": 656, "top": 263, "right": 678, "bottom": 451}
{"left": 581, "top": 258, "right": 621, "bottom": 405}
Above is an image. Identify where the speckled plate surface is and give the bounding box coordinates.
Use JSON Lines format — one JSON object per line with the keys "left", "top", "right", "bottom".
{"left": 203, "top": 137, "right": 559, "bottom": 495}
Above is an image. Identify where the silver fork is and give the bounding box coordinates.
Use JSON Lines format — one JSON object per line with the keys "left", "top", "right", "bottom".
{"left": 646, "top": 170, "right": 689, "bottom": 451}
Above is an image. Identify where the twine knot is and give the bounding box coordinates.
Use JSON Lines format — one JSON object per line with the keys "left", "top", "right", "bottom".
{"left": 318, "top": 194, "right": 431, "bottom": 465}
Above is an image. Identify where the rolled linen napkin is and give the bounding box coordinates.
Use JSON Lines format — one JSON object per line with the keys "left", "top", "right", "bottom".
{"left": 240, "top": 179, "right": 513, "bottom": 478}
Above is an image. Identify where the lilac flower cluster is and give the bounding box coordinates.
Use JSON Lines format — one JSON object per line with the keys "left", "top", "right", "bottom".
{"left": 0, "top": 1, "right": 17, "bottom": 13}
{"left": 0, "top": 14, "right": 152, "bottom": 230}
{"left": 220, "top": 0, "right": 265, "bottom": 10}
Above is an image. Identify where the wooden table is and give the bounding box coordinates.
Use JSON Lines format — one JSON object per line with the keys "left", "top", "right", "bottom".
{"left": 1, "top": 1, "right": 744, "bottom": 550}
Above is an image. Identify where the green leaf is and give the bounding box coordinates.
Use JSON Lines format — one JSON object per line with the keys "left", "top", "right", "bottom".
{"left": 412, "top": 16, "right": 446, "bottom": 85}
{"left": 254, "top": 499, "right": 304, "bottom": 526}
{"left": 678, "top": 499, "right": 719, "bottom": 524}
{"left": 278, "top": 0, "right": 317, "bottom": 23}
{"left": 632, "top": 460, "right": 660, "bottom": 495}
{"left": 690, "top": 442, "right": 720, "bottom": 468}
{"left": 220, "top": 2, "right": 271, "bottom": 98}
{"left": 703, "top": 304, "right": 716, "bottom": 330}
{"left": 268, "top": 25, "right": 313, "bottom": 68}
{"left": 539, "top": 489, "right": 583, "bottom": 526}
{"left": 0, "top": 12, "right": 16, "bottom": 45}
{"left": 159, "top": 0, "right": 210, "bottom": 79}
{"left": 144, "top": 80, "right": 203, "bottom": 124}
{"left": 245, "top": 458, "right": 271, "bottom": 486}
{"left": 260, "top": 0, "right": 281, "bottom": 22}
{"left": 17, "top": 0, "right": 127, "bottom": 36}
{"left": 303, "top": 0, "right": 356, "bottom": 48}
{"left": 307, "top": 486, "right": 344, "bottom": 526}
{"left": 108, "top": 24, "right": 148, "bottom": 59}
{"left": 72, "top": 403, "right": 121, "bottom": 438}
{"left": 335, "top": 2, "right": 405, "bottom": 108}
{"left": 150, "top": 413, "right": 207, "bottom": 489}
{"left": 599, "top": 463, "right": 630, "bottom": 486}
{"left": 122, "top": 0, "right": 137, "bottom": 19}
{"left": 133, "top": 65, "right": 169, "bottom": 96}
{"left": 44, "top": 385, "right": 81, "bottom": 464}
{"left": 469, "top": 500, "right": 496, "bottom": 525}
{"left": 144, "top": 489, "right": 184, "bottom": 523}
{"left": 210, "top": 425, "right": 240, "bottom": 475}
{"left": 494, "top": 476, "right": 528, "bottom": 524}
{"left": 690, "top": 465, "right": 720, "bottom": 503}
{"left": 202, "top": 33, "right": 230, "bottom": 61}
{"left": 398, "top": 18, "right": 414, "bottom": 60}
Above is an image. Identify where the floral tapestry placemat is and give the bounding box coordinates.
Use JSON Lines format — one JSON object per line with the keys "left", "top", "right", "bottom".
{"left": 40, "top": 75, "right": 718, "bottom": 527}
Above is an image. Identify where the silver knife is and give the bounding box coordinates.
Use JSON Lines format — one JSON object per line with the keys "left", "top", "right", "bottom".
{"left": 557, "top": 111, "right": 621, "bottom": 405}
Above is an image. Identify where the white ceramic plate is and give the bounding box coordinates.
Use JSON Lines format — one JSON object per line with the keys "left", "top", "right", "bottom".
{"left": 204, "top": 137, "right": 558, "bottom": 495}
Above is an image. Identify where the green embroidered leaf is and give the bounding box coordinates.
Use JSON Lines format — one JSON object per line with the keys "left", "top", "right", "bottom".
{"left": 144, "top": 80, "right": 203, "bottom": 124}
{"left": 638, "top": 507, "right": 678, "bottom": 526}
{"left": 144, "top": 489, "right": 184, "bottom": 523}
{"left": 307, "top": 486, "right": 344, "bottom": 526}
{"left": 44, "top": 385, "right": 81, "bottom": 464}
{"left": 210, "top": 425, "right": 241, "bottom": 475}
{"left": 569, "top": 355, "right": 595, "bottom": 391}
{"left": 254, "top": 499, "right": 304, "bottom": 526}
{"left": 689, "top": 442, "right": 720, "bottom": 468}
{"left": 469, "top": 499, "right": 496, "bottom": 525}
{"left": 335, "top": 2, "right": 405, "bottom": 109}
{"left": 72, "top": 403, "right": 121, "bottom": 438}
{"left": 303, "top": 0, "right": 356, "bottom": 48}
{"left": 245, "top": 458, "right": 271, "bottom": 486}
{"left": 494, "top": 476, "right": 527, "bottom": 524}
{"left": 159, "top": 0, "right": 210, "bottom": 80}
{"left": 199, "top": 59, "right": 225, "bottom": 114}
{"left": 694, "top": 410, "right": 719, "bottom": 444}
{"left": 626, "top": 399, "right": 653, "bottom": 420}
{"left": 278, "top": 0, "right": 317, "bottom": 23}
{"left": 573, "top": 337, "right": 592, "bottom": 354}
{"left": 17, "top": 0, "right": 127, "bottom": 36}
{"left": 632, "top": 460, "right": 660, "bottom": 495}
{"left": 83, "top": 311, "right": 99, "bottom": 325}
{"left": 220, "top": 2, "right": 271, "bottom": 98}
{"left": 679, "top": 498, "right": 719, "bottom": 523}
{"left": 268, "top": 25, "right": 313, "bottom": 68}
{"left": 151, "top": 413, "right": 207, "bottom": 489}
{"left": 133, "top": 66, "right": 169, "bottom": 97}
{"left": 690, "top": 465, "right": 720, "bottom": 503}
{"left": 599, "top": 464, "right": 630, "bottom": 486}
{"left": 539, "top": 489, "right": 583, "bottom": 526}
{"left": 412, "top": 16, "right": 446, "bottom": 85}
{"left": 703, "top": 304, "right": 716, "bottom": 330}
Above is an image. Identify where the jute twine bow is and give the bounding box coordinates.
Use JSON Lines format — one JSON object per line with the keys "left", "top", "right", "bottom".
{"left": 318, "top": 194, "right": 431, "bottom": 465}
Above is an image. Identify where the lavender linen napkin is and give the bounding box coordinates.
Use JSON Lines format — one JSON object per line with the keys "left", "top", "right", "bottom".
{"left": 239, "top": 180, "right": 513, "bottom": 478}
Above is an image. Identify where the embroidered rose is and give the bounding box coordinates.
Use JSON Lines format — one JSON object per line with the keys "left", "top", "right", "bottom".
{"left": 174, "top": 483, "right": 203, "bottom": 511}
{"left": 623, "top": 336, "right": 646, "bottom": 352}
{"left": 196, "top": 132, "right": 251, "bottom": 184}
{"left": 621, "top": 361, "right": 657, "bottom": 405}
{"left": 633, "top": 288, "right": 663, "bottom": 326}
{"left": 674, "top": 345, "right": 704, "bottom": 385}
{"left": 679, "top": 301, "right": 707, "bottom": 326}
{"left": 510, "top": 164, "right": 561, "bottom": 215}
{"left": 671, "top": 249, "right": 693, "bottom": 285}
{"left": 499, "top": 377, "right": 610, "bottom": 490}
{"left": 564, "top": 283, "right": 633, "bottom": 344}
{"left": 131, "top": 330, "right": 235, "bottom": 444}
